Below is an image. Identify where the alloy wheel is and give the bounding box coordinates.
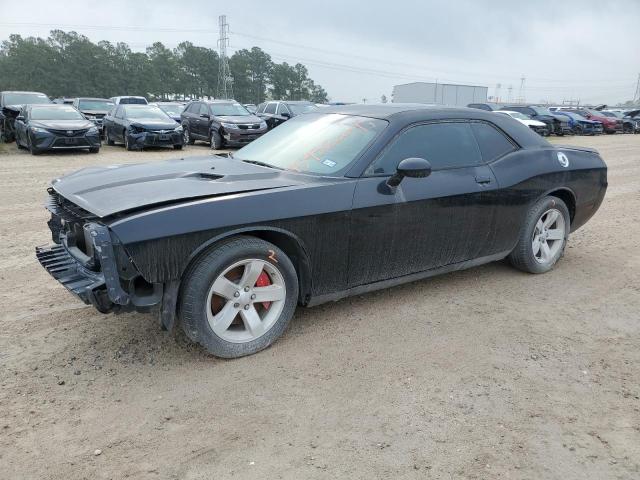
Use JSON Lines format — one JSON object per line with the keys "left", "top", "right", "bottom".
{"left": 205, "top": 259, "right": 286, "bottom": 343}
{"left": 532, "top": 208, "right": 565, "bottom": 264}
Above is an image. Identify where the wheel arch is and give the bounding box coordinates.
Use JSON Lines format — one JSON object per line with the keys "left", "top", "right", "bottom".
{"left": 181, "top": 227, "right": 313, "bottom": 305}
{"left": 545, "top": 187, "right": 576, "bottom": 223}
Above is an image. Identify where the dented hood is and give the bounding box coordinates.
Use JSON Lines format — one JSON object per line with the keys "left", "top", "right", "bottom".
{"left": 51, "top": 155, "right": 304, "bottom": 218}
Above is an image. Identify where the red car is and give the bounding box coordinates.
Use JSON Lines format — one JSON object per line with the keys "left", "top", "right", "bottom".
{"left": 563, "top": 108, "right": 622, "bottom": 134}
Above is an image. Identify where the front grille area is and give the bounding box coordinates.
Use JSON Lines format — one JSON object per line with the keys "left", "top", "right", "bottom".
{"left": 237, "top": 124, "right": 260, "bottom": 130}
{"left": 48, "top": 128, "right": 89, "bottom": 136}
{"left": 46, "top": 190, "right": 96, "bottom": 222}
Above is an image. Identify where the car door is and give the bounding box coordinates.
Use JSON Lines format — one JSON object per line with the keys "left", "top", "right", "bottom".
{"left": 261, "top": 102, "right": 278, "bottom": 129}
{"left": 103, "top": 106, "right": 116, "bottom": 138}
{"left": 113, "top": 106, "right": 126, "bottom": 141}
{"left": 196, "top": 103, "right": 211, "bottom": 138}
{"left": 347, "top": 120, "right": 502, "bottom": 287}
{"left": 276, "top": 103, "right": 292, "bottom": 124}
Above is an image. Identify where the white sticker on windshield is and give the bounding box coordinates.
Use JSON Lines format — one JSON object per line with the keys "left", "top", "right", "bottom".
{"left": 322, "top": 159, "right": 337, "bottom": 167}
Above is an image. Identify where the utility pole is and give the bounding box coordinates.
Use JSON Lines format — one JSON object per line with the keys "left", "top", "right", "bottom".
{"left": 216, "top": 15, "right": 233, "bottom": 100}
{"left": 507, "top": 85, "right": 513, "bottom": 103}
{"left": 634, "top": 73, "right": 640, "bottom": 105}
{"left": 495, "top": 83, "right": 502, "bottom": 103}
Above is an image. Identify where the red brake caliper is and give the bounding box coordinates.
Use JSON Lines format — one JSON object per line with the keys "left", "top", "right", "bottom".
{"left": 255, "top": 271, "right": 272, "bottom": 310}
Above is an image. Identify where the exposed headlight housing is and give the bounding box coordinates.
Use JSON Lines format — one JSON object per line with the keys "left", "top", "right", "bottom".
{"left": 30, "top": 126, "right": 48, "bottom": 133}
{"left": 87, "top": 126, "right": 99, "bottom": 134}
{"left": 259, "top": 121, "right": 267, "bottom": 129}
{"left": 174, "top": 125, "right": 183, "bottom": 133}
{"left": 129, "top": 124, "right": 145, "bottom": 134}
{"left": 221, "top": 122, "right": 239, "bottom": 130}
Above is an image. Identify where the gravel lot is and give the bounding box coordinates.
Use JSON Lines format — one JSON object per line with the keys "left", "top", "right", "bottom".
{"left": 0, "top": 135, "right": 639, "bottom": 479}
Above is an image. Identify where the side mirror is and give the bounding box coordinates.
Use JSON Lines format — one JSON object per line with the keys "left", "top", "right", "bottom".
{"left": 200, "top": 113, "right": 210, "bottom": 119}
{"left": 386, "top": 157, "right": 432, "bottom": 188}
{"left": 280, "top": 112, "right": 291, "bottom": 119}
{"left": 16, "top": 115, "right": 25, "bottom": 121}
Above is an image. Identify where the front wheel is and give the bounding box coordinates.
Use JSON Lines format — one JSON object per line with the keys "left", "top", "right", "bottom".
{"left": 508, "top": 196, "right": 570, "bottom": 274}
{"left": 173, "top": 144, "right": 183, "bottom": 150}
{"left": 124, "top": 131, "right": 135, "bottom": 151}
{"left": 210, "top": 130, "right": 223, "bottom": 149}
{"left": 105, "top": 129, "right": 115, "bottom": 146}
{"left": 183, "top": 126, "right": 195, "bottom": 145}
{"left": 179, "top": 236, "right": 298, "bottom": 358}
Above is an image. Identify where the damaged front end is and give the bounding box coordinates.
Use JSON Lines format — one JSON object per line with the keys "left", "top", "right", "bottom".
{"left": 1, "top": 106, "right": 20, "bottom": 141}
{"left": 36, "top": 189, "right": 163, "bottom": 313}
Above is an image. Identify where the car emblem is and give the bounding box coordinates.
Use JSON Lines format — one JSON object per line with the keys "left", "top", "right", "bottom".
{"left": 557, "top": 152, "right": 569, "bottom": 168}
{"left": 67, "top": 130, "right": 73, "bottom": 135}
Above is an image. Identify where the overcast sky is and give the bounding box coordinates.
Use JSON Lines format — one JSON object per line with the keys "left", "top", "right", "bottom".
{"left": 1, "top": 0, "right": 638, "bottom": 104}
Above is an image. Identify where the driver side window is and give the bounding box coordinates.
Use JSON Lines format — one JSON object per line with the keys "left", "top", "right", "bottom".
{"left": 366, "top": 122, "right": 482, "bottom": 175}
{"left": 199, "top": 104, "right": 210, "bottom": 116}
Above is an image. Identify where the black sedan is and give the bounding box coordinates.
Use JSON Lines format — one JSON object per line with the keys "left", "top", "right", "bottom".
{"left": 103, "top": 104, "right": 183, "bottom": 150}
{"left": 36, "top": 105, "right": 607, "bottom": 358}
{"left": 72, "top": 97, "right": 114, "bottom": 135}
{"left": 14, "top": 104, "right": 101, "bottom": 154}
{"left": 0, "top": 90, "right": 52, "bottom": 142}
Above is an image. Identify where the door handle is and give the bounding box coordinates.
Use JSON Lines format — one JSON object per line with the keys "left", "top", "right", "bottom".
{"left": 475, "top": 175, "right": 492, "bottom": 185}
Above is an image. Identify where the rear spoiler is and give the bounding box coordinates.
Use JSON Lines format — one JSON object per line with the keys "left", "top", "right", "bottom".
{"left": 554, "top": 145, "right": 599, "bottom": 154}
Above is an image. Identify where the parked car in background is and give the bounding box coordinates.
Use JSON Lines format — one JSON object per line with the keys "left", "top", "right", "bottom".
{"left": 558, "top": 108, "right": 622, "bottom": 134}
{"left": 14, "top": 104, "right": 100, "bottom": 154}
{"left": 180, "top": 100, "right": 267, "bottom": 148}
{"left": 256, "top": 100, "right": 319, "bottom": 129}
{"left": 0, "top": 90, "right": 51, "bottom": 142}
{"left": 502, "top": 105, "right": 571, "bottom": 135}
{"left": 52, "top": 98, "right": 75, "bottom": 105}
{"left": 36, "top": 104, "right": 607, "bottom": 358}
{"left": 109, "top": 96, "right": 148, "bottom": 105}
{"left": 552, "top": 111, "right": 602, "bottom": 135}
{"left": 467, "top": 103, "right": 503, "bottom": 111}
{"left": 72, "top": 97, "right": 114, "bottom": 136}
{"left": 103, "top": 104, "right": 183, "bottom": 150}
{"left": 243, "top": 103, "right": 257, "bottom": 113}
{"left": 623, "top": 109, "right": 640, "bottom": 133}
{"left": 153, "top": 102, "right": 185, "bottom": 123}
{"left": 494, "top": 110, "right": 549, "bottom": 136}
{"left": 599, "top": 110, "right": 635, "bottom": 133}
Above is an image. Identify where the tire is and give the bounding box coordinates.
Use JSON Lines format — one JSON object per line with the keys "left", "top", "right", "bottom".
{"left": 105, "top": 129, "right": 115, "bottom": 146}
{"left": 508, "top": 195, "right": 570, "bottom": 274}
{"left": 89, "top": 147, "right": 99, "bottom": 154}
{"left": 124, "top": 131, "right": 135, "bottom": 151}
{"left": 210, "top": 130, "right": 223, "bottom": 150}
{"left": 183, "top": 126, "right": 194, "bottom": 145}
{"left": 572, "top": 125, "right": 583, "bottom": 136}
{"left": 28, "top": 135, "right": 40, "bottom": 155}
{"left": 173, "top": 144, "right": 183, "bottom": 150}
{"left": 179, "top": 236, "right": 299, "bottom": 358}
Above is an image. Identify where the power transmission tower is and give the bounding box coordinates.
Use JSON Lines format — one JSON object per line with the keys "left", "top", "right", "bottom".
{"left": 216, "top": 15, "right": 233, "bottom": 100}
{"left": 507, "top": 85, "right": 513, "bottom": 103}
{"left": 517, "top": 76, "right": 526, "bottom": 104}
{"left": 634, "top": 73, "right": 640, "bottom": 104}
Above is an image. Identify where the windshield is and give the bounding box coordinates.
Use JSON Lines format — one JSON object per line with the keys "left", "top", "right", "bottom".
{"left": 30, "top": 106, "right": 84, "bottom": 120}
{"left": 288, "top": 103, "right": 319, "bottom": 115}
{"left": 158, "top": 104, "right": 185, "bottom": 116}
{"left": 210, "top": 103, "right": 251, "bottom": 116}
{"left": 235, "top": 113, "right": 387, "bottom": 175}
{"left": 119, "top": 97, "right": 147, "bottom": 105}
{"left": 78, "top": 99, "right": 114, "bottom": 111}
{"left": 531, "top": 106, "right": 554, "bottom": 116}
{"left": 125, "top": 106, "right": 172, "bottom": 120}
{"left": 4, "top": 92, "right": 50, "bottom": 106}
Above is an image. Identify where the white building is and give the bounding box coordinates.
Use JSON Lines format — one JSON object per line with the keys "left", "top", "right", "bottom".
{"left": 392, "top": 82, "right": 488, "bottom": 107}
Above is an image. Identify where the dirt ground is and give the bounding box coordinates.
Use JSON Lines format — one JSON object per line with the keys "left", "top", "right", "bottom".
{"left": 0, "top": 135, "right": 638, "bottom": 480}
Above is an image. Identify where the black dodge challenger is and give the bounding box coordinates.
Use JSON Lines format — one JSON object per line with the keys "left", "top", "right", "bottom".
{"left": 36, "top": 105, "right": 607, "bottom": 358}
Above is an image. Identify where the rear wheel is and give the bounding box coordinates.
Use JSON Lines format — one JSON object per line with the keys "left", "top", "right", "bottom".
{"left": 105, "top": 129, "right": 115, "bottom": 146}
{"left": 508, "top": 196, "right": 570, "bottom": 274}
{"left": 179, "top": 236, "right": 298, "bottom": 358}
{"left": 572, "top": 125, "right": 583, "bottom": 135}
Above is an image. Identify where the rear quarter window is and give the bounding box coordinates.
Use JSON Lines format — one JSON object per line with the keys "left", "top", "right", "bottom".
{"left": 471, "top": 122, "right": 516, "bottom": 162}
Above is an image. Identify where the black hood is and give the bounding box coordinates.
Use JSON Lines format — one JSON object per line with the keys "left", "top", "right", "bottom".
{"left": 31, "top": 119, "right": 95, "bottom": 130}
{"left": 51, "top": 156, "right": 305, "bottom": 218}
{"left": 80, "top": 109, "right": 109, "bottom": 115}
{"left": 130, "top": 118, "right": 179, "bottom": 130}
{"left": 215, "top": 114, "right": 263, "bottom": 124}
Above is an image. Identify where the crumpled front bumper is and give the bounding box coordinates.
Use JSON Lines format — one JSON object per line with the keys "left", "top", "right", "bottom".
{"left": 36, "top": 223, "right": 131, "bottom": 313}
{"left": 127, "top": 131, "right": 183, "bottom": 149}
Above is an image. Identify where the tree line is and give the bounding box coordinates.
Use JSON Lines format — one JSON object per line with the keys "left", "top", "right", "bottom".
{"left": 0, "top": 30, "right": 329, "bottom": 104}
